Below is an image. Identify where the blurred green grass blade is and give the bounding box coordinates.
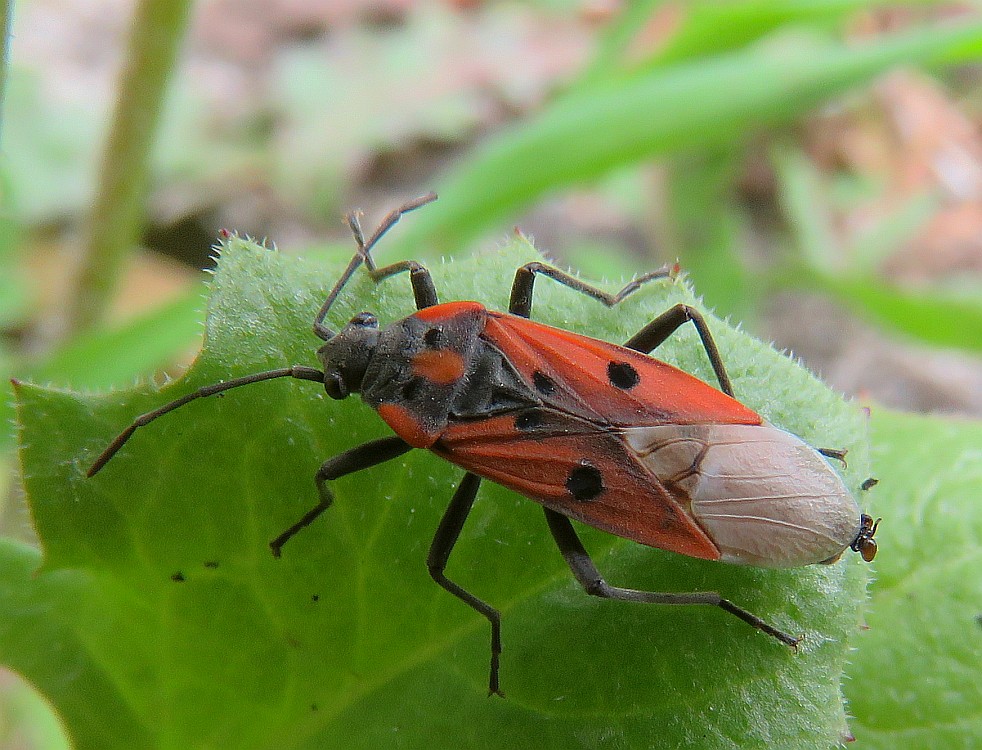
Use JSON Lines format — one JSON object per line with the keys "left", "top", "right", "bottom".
{"left": 2, "top": 287, "right": 203, "bottom": 454}
{"left": 774, "top": 144, "right": 841, "bottom": 273}
{"left": 574, "top": 0, "right": 663, "bottom": 88}
{"left": 774, "top": 144, "right": 942, "bottom": 276}
{"left": 0, "top": 163, "right": 30, "bottom": 328}
{"left": 564, "top": 240, "right": 641, "bottom": 280}
{"left": 72, "top": 0, "right": 193, "bottom": 332}
{"left": 790, "top": 266, "right": 982, "bottom": 353}
{"left": 663, "top": 149, "right": 750, "bottom": 318}
{"left": 845, "top": 410, "right": 982, "bottom": 747}
{"left": 641, "top": 0, "right": 879, "bottom": 69}
{"left": 850, "top": 190, "right": 940, "bottom": 274}
{"left": 579, "top": 0, "right": 887, "bottom": 89}
{"left": 28, "top": 286, "right": 203, "bottom": 388}
{"left": 392, "top": 21, "right": 982, "bottom": 257}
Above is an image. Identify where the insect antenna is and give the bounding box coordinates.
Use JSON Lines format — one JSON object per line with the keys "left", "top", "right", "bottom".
{"left": 313, "top": 192, "right": 437, "bottom": 341}
{"left": 357, "top": 191, "right": 437, "bottom": 271}
{"left": 87, "top": 366, "right": 325, "bottom": 477}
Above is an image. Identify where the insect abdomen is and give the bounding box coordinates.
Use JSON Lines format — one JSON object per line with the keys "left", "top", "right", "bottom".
{"left": 624, "top": 424, "right": 861, "bottom": 567}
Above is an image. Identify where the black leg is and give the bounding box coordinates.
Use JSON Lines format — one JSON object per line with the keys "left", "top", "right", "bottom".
{"left": 87, "top": 366, "right": 326, "bottom": 477}
{"left": 507, "top": 261, "right": 734, "bottom": 397}
{"left": 509, "top": 261, "right": 673, "bottom": 319}
{"left": 818, "top": 447, "right": 848, "bottom": 466}
{"left": 426, "top": 472, "right": 505, "bottom": 697}
{"left": 270, "top": 436, "right": 413, "bottom": 557}
{"left": 623, "top": 304, "right": 734, "bottom": 397}
{"left": 543, "top": 508, "right": 801, "bottom": 649}
{"left": 345, "top": 213, "right": 438, "bottom": 311}
{"left": 313, "top": 193, "right": 437, "bottom": 339}
{"left": 367, "top": 259, "right": 438, "bottom": 311}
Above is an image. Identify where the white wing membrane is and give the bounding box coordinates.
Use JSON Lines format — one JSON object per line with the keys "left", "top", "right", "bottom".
{"left": 624, "top": 424, "right": 860, "bottom": 567}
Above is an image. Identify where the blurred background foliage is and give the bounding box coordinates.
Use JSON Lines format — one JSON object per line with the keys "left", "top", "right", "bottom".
{"left": 1, "top": 0, "right": 982, "bottom": 747}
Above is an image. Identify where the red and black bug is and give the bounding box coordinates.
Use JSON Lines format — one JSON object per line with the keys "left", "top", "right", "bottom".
{"left": 88, "top": 194, "right": 879, "bottom": 696}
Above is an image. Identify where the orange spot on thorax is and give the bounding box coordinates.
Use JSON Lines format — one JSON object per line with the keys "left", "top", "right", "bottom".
{"left": 412, "top": 349, "right": 466, "bottom": 385}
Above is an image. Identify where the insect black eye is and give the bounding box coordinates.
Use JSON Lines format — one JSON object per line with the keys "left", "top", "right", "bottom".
{"left": 349, "top": 312, "right": 378, "bottom": 328}
{"left": 324, "top": 372, "right": 348, "bottom": 400}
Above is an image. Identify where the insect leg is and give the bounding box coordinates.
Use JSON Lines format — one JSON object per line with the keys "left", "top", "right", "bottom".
{"left": 509, "top": 262, "right": 673, "bottom": 318}
{"left": 623, "top": 304, "right": 734, "bottom": 396}
{"left": 269, "top": 436, "right": 412, "bottom": 557}
{"left": 426, "top": 472, "right": 505, "bottom": 697}
{"left": 818, "top": 447, "right": 847, "bottom": 465}
{"left": 87, "top": 366, "right": 326, "bottom": 476}
{"left": 314, "top": 193, "right": 437, "bottom": 339}
{"left": 508, "top": 262, "right": 733, "bottom": 397}
{"left": 362, "top": 257, "right": 439, "bottom": 310}
{"left": 346, "top": 196, "right": 439, "bottom": 310}
{"left": 543, "top": 508, "right": 801, "bottom": 649}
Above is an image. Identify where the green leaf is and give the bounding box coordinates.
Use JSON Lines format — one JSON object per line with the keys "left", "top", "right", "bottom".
{"left": 28, "top": 287, "right": 204, "bottom": 388}
{"left": 844, "top": 410, "right": 982, "bottom": 748}
{"left": 9, "top": 237, "right": 873, "bottom": 749}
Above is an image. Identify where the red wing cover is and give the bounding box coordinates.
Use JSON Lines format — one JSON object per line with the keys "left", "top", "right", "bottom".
{"left": 433, "top": 412, "right": 720, "bottom": 560}
{"left": 482, "top": 311, "right": 761, "bottom": 427}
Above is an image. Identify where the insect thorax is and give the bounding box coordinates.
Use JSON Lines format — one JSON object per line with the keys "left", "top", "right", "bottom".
{"left": 361, "top": 306, "right": 541, "bottom": 442}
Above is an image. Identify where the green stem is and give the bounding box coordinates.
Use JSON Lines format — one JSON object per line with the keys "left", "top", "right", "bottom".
{"left": 69, "top": 0, "right": 193, "bottom": 334}
{"left": 0, "top": 0, "right": 11, "bottom": 137}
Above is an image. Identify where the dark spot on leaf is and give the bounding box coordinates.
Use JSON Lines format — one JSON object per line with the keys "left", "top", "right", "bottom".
{"left": 312, "top": 594, "right": 320, "bottom": 603}
{"left": 171, "top": 572, "right": 186, "bottom": 583}
{"left": 203, "top": 560, "right": 219, "bottom": 569}
{"left": 607, "top": 361, "right": 640, "bottom": 389}
{"left": 533, "top": 371, "right": 556, "bottom": 396}
{"left": 566, "top": 463, "right": 603, "bottom": 501}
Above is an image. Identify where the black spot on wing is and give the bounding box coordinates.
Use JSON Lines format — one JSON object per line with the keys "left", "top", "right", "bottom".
{"left": 607, "top": 361, "right": 640, "bottom": 390}
{"left": 566, "top": 462, "right": 603, "bottom": 501}
{"left": 514, "top": 409, "right": 543, "bottom": 431}
{"left": 533, "top": 371, "right": 556, "bottom": 396}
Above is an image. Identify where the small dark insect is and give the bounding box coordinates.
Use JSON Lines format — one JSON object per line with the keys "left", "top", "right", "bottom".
{"left": 861, "top": 477, "right": 879, "bottom": 491}
{"left": 87, "top": 194, "right": 878, "bottom": 696}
